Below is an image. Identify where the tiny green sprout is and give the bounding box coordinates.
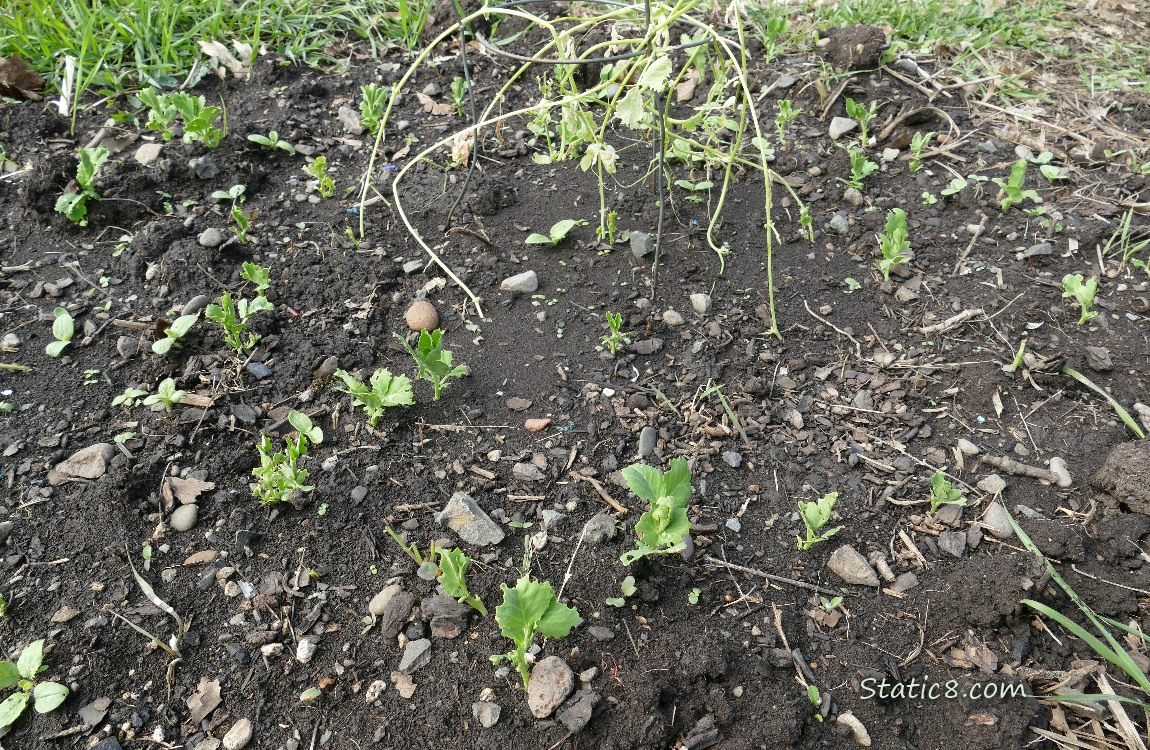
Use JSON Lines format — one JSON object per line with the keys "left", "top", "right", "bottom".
{"left": 619, "top": 458, "right": 693, "bottom": 566}
{"left": 143, "top": 378, "right": 186, "bottom": 411}
{"left": 1061, "top": 273, "right": 1099, "bottom": 325}
{"left": 799, "top": 205, "right": 814, "bottom": 242}
{"left": 0, "top": 593, "right": 6, "bottom": 617}
{"left": 0, "top": 639, "right": 69, "bottom": 729}
{"left": 688, "top": 587, "right": 701, "bottom": 605}
{"left": 1036, "top": 154, "right": 1067, "bottom": 182}
{"left": 807, "top": 685, "right": 823, "bottom": 720}
{"left": 606, "top": 575, "right": 637, "bottom": 607}
{"left": 165, "top": 92, "right": 225, "bottom": 147}
{"left": 82, "top": 369, "right": 101, "bottom": 385}
{"left": 152, "top": 314, "right": 198, "bottom": 355}
{"left": 241, "top": 262, "right": 271, "bottom": 295}
{"left": 908, "top": 132, "right": 935, "bottom": 172}
{"left": 138, "top": 88, "right": 178, "bottom": 140}
{"left": 876, "top": 208, "right": 911, "bottom": 282}
{"left": 940, "top": 177, "right": 967, "bottom": 196}
{"left": 838, "top": 146, "right": 878, "bottom": 191}
{"left": 55, "top": 145, "right": 110, "bottom": 224}
{"left": 212, "top": 184, "right": 246, "bottom": 205}
{"left": 247, "top": 131, "right": 296, "bottom": 154}
{"left": 303, "top": 156, "right": 335, "bottom": 199}
{"left": 525, "top": 219, "right": 587, "bottom": 246}
{"left": 0, "top": 403, "right": 12, "bottom": 413}
{"left": 797, "top": 491, "right": 843, "bottom": 551}
{"left": 600, "top": 311, "right": 632, "bottom": 356}
{"left": 928, "top": 471, "right": 967, "bottom": 514}
{"left": 843, "top": 278, "right": 861, "bottom": 294}
{"left": 775, "top": 99, "right": 802, "bottom": 147}
{"left": 844, "top": 97, "right": 882, "bottom": 146}
{"left": 333, "top": 368, "right": 414, "bottom": 426}
{"left": 992, "top": 159, "right": 1039, "bottom": 212}
{"left": 1004, "top": 337, "right": 1028, "bottom": 374}
{"left": 436, "top": 547, "right": 487, "bottom": 617}
{"left": 252, "top": 410, "right": 323, "bottom": 506}
{"left": 820, "top": 595, "right": 843, "bottom": 612}
{"left": 112, "top": 387, "right": 149, "bottom": 408}
{"left": 113, "top": 432, "right": 135, "bottom": 445}
{"left": 299, "top": 687, "right": 322, "bottom": 703}
{"left": 491, "top": 575, "right": 580, "bottom": 688}
{"left": 45, "top": 307, "right": 74, "bottom": 357}
{"left": 922, "top": 191, "right": 938, "bottom": 205}
{"left": 451, "top": 76, "right": 468, "bottom": 117}
{"left": 205, "top": 288, "right": 273, "bottom": 354}
{"left": 359, "top": 83, "right": 387, "bottom": 134}
{"left": 396, "top": 328, "right": 469, "bottom": 401}
{"left": 675, "top": 179, "right": 714, "bottom": 204}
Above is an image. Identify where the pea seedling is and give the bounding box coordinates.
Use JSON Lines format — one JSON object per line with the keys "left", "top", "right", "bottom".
{"left": 44, "top": 307, "right": 74, "bottom": 357}
{"left": 838, "top": 145, "right": 878, "bottom": 190}
{"left": 303, "top": 156, "right": 335, "bottom": 199}
{"left": 396, "top": 328, "right": 469, "bottom": 401}
{"left": 908, "top": 132, "right": 935, "bottom": 172}
{"left": 775, "top": 99, "right": 801, "bottom": 147}
{"left": 0, "top": 639, "right": 69, "bottom": 730}
{"left": 247, "top": 131, "right": 296, "bottom": 154}
{"left": 152, "top": 314, "right": 198, "bottom": 355}
{"left": 876, "top": 208, "right": 910, "bottom": 281}
{"left": 600, "top": 311, "right": 632, "bottom": 356}
{"left": 525, "top": 219, "right": 587, "bottom": 246}
{"left": 619, "top": 458, "right": 693, "bottom": 566}
{"left": 112, "top": 387, "right": 149, "bottom": 408}
{"left": 252, "top": 410, "right": 323, "bottom": 506}
{"left": 929, "top": 471, "right": 967, "bottom": 514}
{"left": 55, "top": 146, "right": 110, "bottom": 224}
{"left": 1062, "top": 273, "right": 1099, "bottom": 325}
{"left": 491, "top": 574, "right": 580, "bottom": 687}
{"left": 142, "top": 378, "right": 186, "bottom": 410}
{"left": 992, "top": 159, "right": 1039, "bottom": 212}
{"left": 797, "top": 492, "right": 843, "bottom": 551}
{"left": 333, "top": 368, "right": 414, "bottom": 426}
{"left": 844, "top": 97, "right": 881, "bottom": 146}
{"left": 436, "top": 547, "right": 487, "bottom": 617}
{"left": 359, "top": 83, "right": 387, "bottom": 134}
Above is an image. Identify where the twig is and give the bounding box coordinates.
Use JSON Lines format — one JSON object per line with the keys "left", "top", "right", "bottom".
{"left": 569, "top": 471, "right": 628, "bottom": 514}
{"left": 703, "top": 555, "right": 842, "bottom": 596}
{"left": 919, "top": 308, "right": 985, "bottom": 335}
{"left": 1069, "top": 565, "right": 1150, "bottom": 596}
{"left": 952, "top": 212, "right": 988, "bottom": 276}
{"left": 981, "top": 453, "right": 1060, "bottom": 484}
{"left": 875, "top": 106, "right": 960, "bottom": 143}
{"left": 803, "top": 300, "right": 862, "bottom": 359}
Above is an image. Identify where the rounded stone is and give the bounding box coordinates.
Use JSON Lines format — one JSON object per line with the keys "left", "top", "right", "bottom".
{"left": 527, "top": 656, "right": 575, "bottom": 718}
{"left": 222, "top": 718, "right": 253, "bottom": 750}
{"left": 405, "top": 300, "right": 439, "bottom": 332}
{"left": 198, "top": 228, "right": 226, "bottom": 248}
{"left": 170, "top": 504, "right": 199, "bottom": 532}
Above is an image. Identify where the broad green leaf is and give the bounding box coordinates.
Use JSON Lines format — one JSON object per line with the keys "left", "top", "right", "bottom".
{"left": 620, "top": 576, "right": 637, "bottom": 597}
{"left": 661, "top": 458, "right": 692, "bottom": 507}
{"left": 536, "top": 593, "right": 580, "bottom": 639}
{"left": 437, "top": 548, "right": 471, "bottom": 599}
{"left": 151, "top": 338, "right": 174, "bottom": 355}
{"left": 45, "top": 340, "right": 70, "bottom": 358}
{"left": 17, "top": 640, "right": 43, "bottom": 680}
{"left": 550, "top": 219, "right": 578, "bottom": 240}
{"left": 525, "top": 233, "right": 554, "bottom": 245}
{"left": 0, "top": 691, "right": 29, "bottom": 728}
{"left": 32, "top": 681, "right": 68, "bottom": 713}
{"left": 621, "top": 464, "right": 662, "bottom": 504}
{"left": 55, "top": 193, "right": 87, "bottom": 222}
{"left": 170, "top": 314, "right": 198, "bottom": 337}
{"left": 615, "top": 87, "right": 646, "bottom": 130}
{"left": 0, "top": 661, "right": 19, "bottom": 689}
{"left": 636, "top": 56, "right": 672, "bottom": 92}
{"left": 300, "top": 687, "right": 321, "bottom": 701}
{"left": 51, "top": 308, "right": 73, "bottom": 343}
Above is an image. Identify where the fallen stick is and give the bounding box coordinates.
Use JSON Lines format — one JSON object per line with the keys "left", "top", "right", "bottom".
{"left": 568, "top": 471, "right": 628, "bottom": 514}
{"left": 703, "top": 555, "right": 842, "bottom": 596}
{"left": 920, "top": 308, "right": 985, "bottom": 335}
{"left": 981, "top": 453, "right": 1060, "bottom": 485}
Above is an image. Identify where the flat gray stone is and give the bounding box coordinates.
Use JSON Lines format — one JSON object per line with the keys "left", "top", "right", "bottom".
{"left": 637, "top": 426, "right": 657, "bottom": 457}
{"left": 827, "top": 545, "right": 880, "bottom": 587}
{"left": 582, "top": 514, "right": 617, "bottom": 546}
{"left": 829, "top": 213, "right": 850, "bottom": 235}
{"left": 527, "top": 656, "right": 574, "bottom": 718}
{"left": 190, "top": 156, "right": 220, "bottom": 180}
{"left": 500, "top": 270, "right": 538, "bottom": 294}
{"left": 378, "top": 589, "right": 414, "bottom": 641}
{"left": 182, "top": 294, "right": 211, "bottom": 316}
{"left": 472, "top": 701, "right": 501, "bottom": 728}
{"left": 630, "top": 231, "right": 653, "bottom": 258}
{"left": 662, "top": 309, "right": 685, "bottom": 326}
{"left": 981, "top": 502, "right": 1014, "bottom": 538}
{"left": 398, "top": 638, "right": 432, "bottom": 674}
{"left": 49, "top": 443, "right": 116, "bottom": 485}
{"left": 558, "top": 689, "right": 601, "bottom": 733}
{"left": 134, "top": 143, "right": 163, "bottom": 166}
{"left": 170, "top": 504, "right": 199, "bottom": 532}
{"left": 721, "top": 451, "right": 742, "bottom": 468}
{"left": 436, "top": 492, "right": 505, "bottom": 546}
{"left": 938, "top": 531, "right": 966, "bottom": 558}
{"left": 689, "top": 293, "right": 712, "bottom": 315}
{"left": 829, "top": 116, "right": 859, "bottom": 140}
{"left": 957, "top": 439, "right": 980, "bottom": 456}
{"left": 369, "top": 584, "right": 403, "bottom": 617}
{"left": 337, "top": 105, "right": 365, "bottom": 135}
{"left": 977, "top": 474, "right": 1007, "bottom": 495}
{"left": 198, "top": 228, "right": 226, "bottom": 248}
{"left": 512, "top": 462, "right": 545, "bottom": 482}
{"left": 1048, "top": 456, "right": 1072, "bottom": 488}
{"left": 221, "top": 718, "right": 252, "bottom": 750}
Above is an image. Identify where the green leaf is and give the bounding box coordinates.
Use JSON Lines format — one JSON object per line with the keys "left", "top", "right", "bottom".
{"left": 620, "top": 576, "right": 637, "bottom": 597}
{"left": 151, "top": 337, "right": 175, "bottom": 355}
{"left": 495, "top": 576, "right": 579, "bottom": 685}
{"left": 55, "top": 192, "right": 87, "bottom": 222}
{"left": 550, "top": 219, "right": 578, "bottom": 241}
{"left": 17, "top": 640, "right": 43, "bottom": 680}
{"left": 525, "top": 233, "right": 554, "bottom": 245}
{"left": 0, "top": 691, "right": 29, "bottom": 729}
{"left": 32, "top": 682, "right": 68, "bottom": 714}
{"left": 661, "top": 458, "right": 692, "bottom": 507}
{"left": 615, "top": 86, "right": 646, "bottom": 130}
{"left": 51, "top": 308, "right": 73, "bottom": 343}
{"left": 636, "top": 56, "right": 672, "bottom": 92}
{"left": 605, "top": 597, "right": 625, "bottom": 607}
{"left": 44, "top": 340, "right": 70, "bottom": 358}
{"left": 0, "top": 661, "right": 19, "bottom": 689}
{"left": 621, "top": 464, "right": 662, "bottom": 504}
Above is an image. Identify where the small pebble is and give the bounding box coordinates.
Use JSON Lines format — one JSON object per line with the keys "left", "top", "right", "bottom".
{"left": 170, "top": 504, "right": 199, "bottom": 532}
{"left": 198, "top": 228, "right": 226, "bottom": 248}
{"left": 222, "top": 719, "right": 253, "bottom": 750}
{"left": 689, "top": 293, "right": 712, "bottom": 315}
{"left": 405, "top": 300, "right": 438, "bottom": 332}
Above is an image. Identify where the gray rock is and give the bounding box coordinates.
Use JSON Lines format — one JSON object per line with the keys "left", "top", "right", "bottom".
{"left": 938, "top": 531, "right": 966, "bottom": 558}
{"left": 512, "top": 462, "right": 545, "bottom": 482}
{"left": 541, "top": 510, "right": 566, "bottom": 528}
{"left": 369, "top": 584, "right": 403, "bottom": 617}
{"left": 829, "top": 213, "right": 850, "bottom": 235}
{"left": 190, "top": 156, "right": 220, "bottom": 180}
{"left": 245, "top": 362, "right": 273, "bottom": 379}
{"left": 957, "top": 438, "right": 980, "bottom": 456}
{"left": 775, "top": 74, "right": 797, "bottom": 89}
{"left": 1048, "top": 456, "right": 1072, "bottom": 488}
{"left": 90, "top": 739, "right": 124, "bottom": 750}
{"left": 843, "top": 187, "right": 864, "bottom": 207}
{"left": 630, "top": 231, "right": 653, "bottom": 258}
{"left": 198, "top": 228, "right": 226, "bottom": 248}
{"left": 827, "top": 545, "right": 880, "bottom": 587}
{"left": 1085, "top": 346, "right": 1112, "bottom": 371}
{"left": 49, "top": 443, "right": 116, "bottom": 485}
{"left": 398, "top": 638, "right": 432, "bottom": 674}
{"left": 980, "top": 502, "right": 1014, "bottom": 538}
{"left": 889, "top": 572, "right": 919, "bottom": 594}
{"left": 500, "top": 270, "right": 539, "bottom": 294}
{"left": 829, "top": 116, "right": 859, "bottom": 140}
{"left": 379, "top": 589, "right": 414, "bottom": 641}
{"left": 689, "top": 293, "right": 712, "bottom": 315}
{"left": 527, "top": 656, "right": 574, "bottom": 718}
{"left": 182, "top": 294, "right": 211, "bottom": 316}
{"left": 402, "top": 259, "right": 424, "bottom": 274}
{"left": 721, "top": 451, "right": 742, "bottom": 468}
{"left": 116, "top": 336, "right": 139, "bottom": 359}
{"left": 472, "top": 701, "right": 501, "bottom": 728}
{"left": 976, "top": 474, "right": 1006, "bottom": 495}
{"left": 0, "top": 521, "right": 12, "bottom": 546}
{"left": 337, "top": 105, "right": 365, "bottom": 135}
{"left": 1020, "top": 242, "right": 1052, "bottom": 259}
{"left": 725, "top": 517, "right": 741, "bottom": 533}
{"left": 0, "top": 331, "right": 20, "bottom": 350}
{"left": 422, "top": 82, "right": 441, "bottom": 96}
{"left": 684, "top": 714, "right": 722, "bottom": 750}
{"left": 170, "top": 504, "right": 199, "bottom": 532}
{"left": 558, "top": 689, "right": 601, "bottom": 733}
{"left": 421, "top": 594, "right": 470, "bottom": 619}
{"left": 222, "top": 718, "right": 252, "bottom": 750}
{"left": 436, "top": 492, "right": 505, "bottom": 546}
{"left": 582, "top": 514, "right": 617, "bottom": 546}
{"left": 662, "top": 309, "right": 685, "bottom": 326}
{"left": 587, "top": 626, "right": 615, "bottom": 642}
{"left": 637, "top": 426, "right": 657, "bottom": 458}
{"left": 881, "top": 148, "right": 900, "bottom": 163}
{"left": 134, "top": 143, "right": 163, "bottom": 166}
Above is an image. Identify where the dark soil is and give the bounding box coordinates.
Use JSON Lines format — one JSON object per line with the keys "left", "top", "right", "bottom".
{"left": 2, "top": 14, "right": 1150, "bottom": 750}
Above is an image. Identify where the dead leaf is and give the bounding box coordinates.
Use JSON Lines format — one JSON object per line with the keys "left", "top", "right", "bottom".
{"left": 965, "top": 713, "right": 998, "bottom": 727}
{"left": 167, "top": 476, "right": 215, "bottom": 505}
{"left": 391, "top": 671, "right": 417, "bottom": 699}
{"left": 0, "top": 55, "right": 44, "bottom": 101}
{"left": 186, "top": 676, "right": 222, "bottom": 724}
{"left": 416, "top": 92, "right": 455, "bottom": 116}
{"left": 198, "top": 40, "right": 248, "bottom": 78}
{"left": 392, "top": 144, "right": 410, "bottom": 161}
{"left": 450, "top": 129, "right": 474, "bottom": 166}
{"left": 965, "top": 639, "right": 999, "bottom": 673}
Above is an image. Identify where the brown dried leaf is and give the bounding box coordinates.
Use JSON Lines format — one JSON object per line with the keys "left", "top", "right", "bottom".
{"left": 0, "top": 55, "right": 44, "bottom": 101}
{"left": 186, "top": 676, "right": 222, "bottom": 724}
{"left": 416, "top": 92, "right": 455, "bottom": 116}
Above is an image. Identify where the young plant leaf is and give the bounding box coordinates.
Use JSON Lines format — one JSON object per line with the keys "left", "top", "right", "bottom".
{"left": 493, "top": 576, "right": 579, "bottom": 687}
{"left": 16, "top": 639, "right": 43, "bottom": 680}
{"left": 32, "top": 681, "right": 68, "bottom": 713}
{"left": 0, "top": 691, "right": 30, "bottom": 728}
{"left": 0, "top": 662, "right": 19, "bottom": 690}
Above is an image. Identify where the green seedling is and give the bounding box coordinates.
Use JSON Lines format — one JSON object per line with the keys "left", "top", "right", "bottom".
{"left": 1102, "top": 208, "right": 1150, "bottom": 271}
{"left": 241, "top": 261, "right": 270, "bottom": 295}
{"left": 333, "top": 368, "right": 414, "bottom": 426}
{"left": 619, "top": 458, "right": 693, "bottom": 566}
{"left": 845, "top": 97, "right": 881, "bottom": 146}
{"left": 908, "top": 132, "right": 935, "bottom": 172}
{"left": 820, "top": 595, "right": 843, "bottom": 612}
{"left": 252, "top": 410, "right": 323, "bottom": 506}
{"left": 688, "top": 587, "right": 701, "bottom": 605}
{"left": 596, "top": 210, "right": 621, "bottom": 247}
{"left": 142, "top": 378, "right": 186, "bottom": 410}
{"left": 992, "top": 159, "right": 1039, "bottom": 212}
{"left": 940, "top": 177, "right": 968, "bottom": 196}
{"left": 922, "top": 191, "right": 938, "bottom": 205}
{"left": 674, "top": 178, "right": 713, "bottom": 204}
{"left": 211, "top": 184, "right": 246, "bottom": 205}
{"left": 112, "top": 387, "right": 149, "bottom": 408}
{"left": 0, "top": 404, "right": 9, "bottom": 413}
{"left": 876, "top": 208, "right": 911, "bottom": 281}
{"left": 396, "top": 328, "right": 469, "bottom": 401}
{"left": 928, "top": 471, "right": 966, "bottom": 514}
{"left": 0, "top": 640, "right": 69, "bottom": 729}
{"left": 247, "top": 131, "right": 295, "bottom": 154}
{"left": 775, "top": 99, "right": 802, "bottom": 147}
{"left": 151, "top": 314, "right": 198, "bottom": 355}
{"left": 303, "top": 156, "right": 335, "bottom": 199}
{"left": 843, "top": 277, "right": 861, "bottom": 293}
{"left": 436, "top": 547, "right": 487, "bottom": 617}
{"left": 451, "top": 76, "right": 468, "bottom": 117}
{"left": 360, "top": 83, "right": 387, "bottom": 134}
{"left": 45, "top": 307, "right": 74, "bottom": 357}
{"left": 205, "top": 268, "right": 273, "bottom": 354}
{"left": 0, "top": 594, "right": 6, "bottom": 617}
{"left": 385, "top": 527, "right": 438, "bottom": 577}
{"left": 491, "top": 575, "right": 580, "bottom": 688}
{"left": 212, "top": 185, "right": 255, "bottom": 244}
{"left": 55, "top": 145, "right": 110, "bottom": 223}
{"left": 807, "top": 685, "right": 823, "bottom": 720}
{"left": 797, "top": 491, "right": 843, "bottom": 551}
{"left": 137, "top": 88, "right": 178, "bottom": 140}
{"left": 138, "top": 90, "right": 225, "bottom": 147}
{"left": 1062, "top": 273, "right": 1099, "bottom": 325}
{"left": 1005, "top": 337, "right": 1027, "bottom": 374}
{"left": 525, "top": 219, "right": 587, "bottom": 246}
{"left": 605, "top": 575, "right": 637, "bottom": 607}
{"left": 838, "top": 146, "right": 878, "bottom": 190}
{"left": 600, "top": 311, "right": 632, "bottom": 356}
